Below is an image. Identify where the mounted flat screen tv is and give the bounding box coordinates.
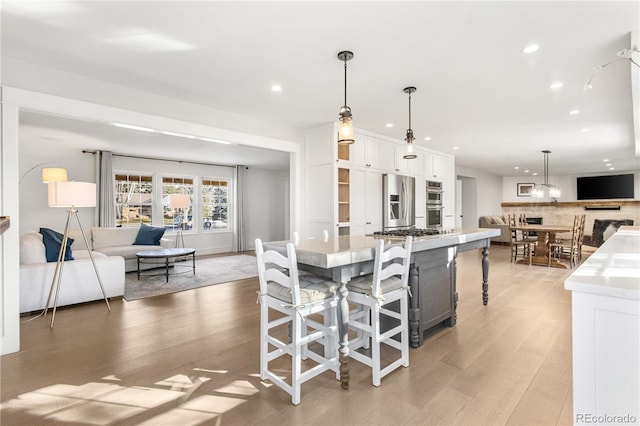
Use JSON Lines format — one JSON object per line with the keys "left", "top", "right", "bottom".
{"left": 577, "top": 174, "right": 634, "bottom": 200}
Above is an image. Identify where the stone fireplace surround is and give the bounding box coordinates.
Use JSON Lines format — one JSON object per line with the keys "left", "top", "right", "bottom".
{"left": 501, "top": 200, "right": 640, "bottom": 240}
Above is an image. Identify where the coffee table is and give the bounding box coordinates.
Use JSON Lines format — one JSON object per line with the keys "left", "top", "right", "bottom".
{"left": 136, "top": 248, "right": 196, "bottom": 282}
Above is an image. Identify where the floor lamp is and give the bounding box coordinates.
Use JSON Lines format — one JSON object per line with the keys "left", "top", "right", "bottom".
{"left": 44, "top": 181, "right": 111, "bottom": 328}
{"left": 169, "top": 194, "right": 190, "bottom": 248}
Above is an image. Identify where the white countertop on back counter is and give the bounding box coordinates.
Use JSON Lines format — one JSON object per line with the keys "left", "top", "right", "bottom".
{"left": 565, "top": 227, "right": 640, "bottom": 300}
{"left": 264, "top": 228, "right": 500, "bottom": 269}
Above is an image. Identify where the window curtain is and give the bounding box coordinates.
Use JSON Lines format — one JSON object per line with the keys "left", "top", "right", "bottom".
{"left": 236, "top": 165, "right": 247, "bottom": 252}
{"left": 96, "top": 151, "right": 115, "bottom": 227}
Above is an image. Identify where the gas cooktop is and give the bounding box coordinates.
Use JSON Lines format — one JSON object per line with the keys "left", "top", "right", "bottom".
{"left": 373, "top": 228, "right": 458, "bottom": 237}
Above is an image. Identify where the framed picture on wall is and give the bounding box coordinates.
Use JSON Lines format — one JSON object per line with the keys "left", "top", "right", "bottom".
{"left": 517, "top": 183, "right": 535, "bottom": 197}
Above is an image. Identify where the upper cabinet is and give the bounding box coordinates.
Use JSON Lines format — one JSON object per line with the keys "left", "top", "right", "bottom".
{"left": 424, "top": 151, "right": 454, "bottom": 180}
{"left": 350, "top": 134, "right": 381, "bottom": 169}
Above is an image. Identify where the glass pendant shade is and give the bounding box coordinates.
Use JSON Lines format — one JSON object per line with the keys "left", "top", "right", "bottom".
{"left": 403, "top": 130, "right": 417, "bottom": 159}
{"left": 338, "top": 115, "right": 354, "bottom": 144}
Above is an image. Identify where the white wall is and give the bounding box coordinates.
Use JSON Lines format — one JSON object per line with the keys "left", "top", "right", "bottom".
{"left": 244, "top": 167, "right": 288, "bottom": 249}
{"left": 456, "top": 164, "right": 503, "bottom": 222}
{"left": 502, "top": 172, "right": 640, "bottom": 202}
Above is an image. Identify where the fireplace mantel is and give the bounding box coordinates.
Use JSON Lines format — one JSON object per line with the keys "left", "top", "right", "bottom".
{"left": 502, "top": 200, "right": 639, "bottom": 208}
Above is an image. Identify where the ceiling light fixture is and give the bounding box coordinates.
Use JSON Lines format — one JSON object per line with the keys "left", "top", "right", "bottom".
{"left": 550, "top": 82, "right": 563, "bottom": 89}
{"left": 522, "top": 44, "right": 539, "bottom": 54}
{"left": 424, "top": 137, "right": 431, "bottom": 141}
{"left": 402, "top": 86, "right": 417, "bottom": 159}
{"left": 569, "top": 110, "right": 580, "bottom": 115}
{"left": 271, "top": 84, "right": 282, "bottom": 92}
{"left": 386, "top": 123, "right": 394, "bottom": 128}
{"left": 584, "top": 45, "right": 640, "bottom": 90}
{"left": 532, "top": 150, "right": 561, "bottom": 199}
{"left": 337, "top": 50, "right": 355, "bottom": 145}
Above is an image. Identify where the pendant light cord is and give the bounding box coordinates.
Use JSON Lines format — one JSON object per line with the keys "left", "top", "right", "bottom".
{"left": 343, "top": 60, "right": 348, "bottom": 107}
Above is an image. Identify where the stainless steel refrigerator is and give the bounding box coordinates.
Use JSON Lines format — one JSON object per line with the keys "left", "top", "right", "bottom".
{"left": 382, "top": 174, "right": 415, "bottom": 229}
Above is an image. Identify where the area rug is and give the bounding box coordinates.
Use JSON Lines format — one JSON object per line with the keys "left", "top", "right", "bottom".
{"left": 124, "top": 254, "right": 258, "bottom": 301}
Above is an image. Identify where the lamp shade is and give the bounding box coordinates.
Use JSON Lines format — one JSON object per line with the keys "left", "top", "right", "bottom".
{"left": 169, "top": 194, "right": 190, "bottom": 209}
{"left": 41, "top": 168, "right": 68, "bottom": 183}
{"left": 48, "top": 181, "right": 96, "bottom": 208}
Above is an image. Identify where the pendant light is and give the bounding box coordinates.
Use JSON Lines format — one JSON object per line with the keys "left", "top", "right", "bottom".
{"left": 402, "top": 86, "right": 417, "bottom": 159}
{"left": 337, "top": 50, "right": 355, "bottom": 145}
{"left": 532, "top": 150, "right": 561, "bottom": 199}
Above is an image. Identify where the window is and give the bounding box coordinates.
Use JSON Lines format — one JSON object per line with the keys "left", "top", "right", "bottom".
{"left": 162, "top": 177, "right": 194, "bottom": 231}
{"left": 202, "top": 179, "right": 229, "bottom": 230}
{"left": 115, "top": 174, "right": 153, "bottom": 227}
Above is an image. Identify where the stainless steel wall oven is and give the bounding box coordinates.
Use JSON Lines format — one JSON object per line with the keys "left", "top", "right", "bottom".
{"left": 426, "top": 180, "right": 443, "bottom": 227}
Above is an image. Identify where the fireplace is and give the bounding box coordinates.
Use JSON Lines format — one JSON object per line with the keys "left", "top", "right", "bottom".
{"left": 525, "top": 217, "right": 542, "bottom": 236}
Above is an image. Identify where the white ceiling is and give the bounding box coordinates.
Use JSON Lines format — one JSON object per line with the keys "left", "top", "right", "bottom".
{"left": 2, "top": 1, "right": 639, "bottom": 176}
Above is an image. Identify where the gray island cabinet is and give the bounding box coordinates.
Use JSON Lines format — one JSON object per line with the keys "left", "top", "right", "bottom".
{"left": 263, "top": 227, "right": 499, "bottom": 389}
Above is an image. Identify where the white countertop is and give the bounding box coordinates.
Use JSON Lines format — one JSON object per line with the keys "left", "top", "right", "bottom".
{"left": 264, "top": 228, "right": 500, "bottom": 269}
{"left": 564, "top": 228, "right": 640, "bottom": 300}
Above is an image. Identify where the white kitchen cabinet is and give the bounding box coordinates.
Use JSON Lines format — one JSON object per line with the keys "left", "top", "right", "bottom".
{"left": 349, "top": 167, "right": 382, "bottom": 236}
{"left": 564, "top": 229, "right": 640, "bottom": 424}
{"left": 394, "top": 145, "right": 411, "bottom": 174}
{"left": 408, "top": 150, "right": 424, "bottom": 176}
{"left": 350, "top": 134, "right": 381, "bottom": 169}
{"left": 440, "top": 155, "right": 456, "bottom": 228}
{"left": 424, "top": 152, "right": 442, "bottom": 179}
{"left": 378, "top": 140, "right": 395, "bottom": 172}
{"left": 305, "top": 123, "right": 455, "bottom": 237}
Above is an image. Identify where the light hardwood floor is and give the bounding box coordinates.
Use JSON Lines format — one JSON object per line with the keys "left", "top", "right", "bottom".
{"left": 1, "top": 245, "right": 578, "bottom": 425}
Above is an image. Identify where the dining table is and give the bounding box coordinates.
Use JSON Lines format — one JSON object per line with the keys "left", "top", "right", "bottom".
{"left": 509, "top": 224, "right": 574, "bottom": 268}
{"left": 262, "top": 227, "right": 500, "bottom": 390}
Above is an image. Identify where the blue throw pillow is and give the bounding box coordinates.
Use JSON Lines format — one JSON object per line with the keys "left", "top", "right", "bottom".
{"left": 39, "top": 228, "right": 74, "bottom": 263}
{"left": 133, "top": 224, "right": 166, "bottom": 245}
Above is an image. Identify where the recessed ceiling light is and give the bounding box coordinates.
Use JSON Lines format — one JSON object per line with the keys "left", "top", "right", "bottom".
{"left": 533, "top": 172, "right": 538, "bottom": 176}
{"left": 271, "top": 84, "right": 282, "bottom": 92}
{"left": 385, "top": 123, "right": 394, "bottom": 128}
{"left": 605, "top": 163, "right": 612, "bottom": 167}
{"left": 569, "top": 109, "right": 580, "bottom": 115}
{"left": 581, "top": 128, "right": 589, "bottom": 132}
{"left": 603, "top": 158, "right": 610, "bottom": 162}
{"left": 609, "top": 167, "right": 616, "bottom": 170}
{"left": 453, "top": 146, "right": 459, "bottom": 150}
{"left": 424, "top": 137, "right": 431, "bottom": 141}
{"left": 524, "top": 170, "right": 530, "bottom": 173}
{"left": 522, "top": 44, "right": 539, "bottom": 54}
{"left": 549, "top": 82, "right": 563, "bottom": 89}
{"left": 514, "top": 166, "right": 520, "bottom": 170}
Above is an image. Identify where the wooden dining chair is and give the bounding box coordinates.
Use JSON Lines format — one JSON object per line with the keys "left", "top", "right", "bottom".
{"left": 255, "top": 238, "right": 340, "bottom": 405}
{"left": 508, "top": 214, "right": 534, "bottom": 264}
{"left": 346, "top": 236, "right": 413, "bottom": 386}
{"left": 548, "top": 215, "right": 581, "bottom": 268}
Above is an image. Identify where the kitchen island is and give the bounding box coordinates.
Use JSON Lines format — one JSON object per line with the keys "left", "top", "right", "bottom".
{"left": 564, "top": 226, "right": 640, "bottom": 422}
{"left": 263, "top": 227, "right": 500, "bottom": 389}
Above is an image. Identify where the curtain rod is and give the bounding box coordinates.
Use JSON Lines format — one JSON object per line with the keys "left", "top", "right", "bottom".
{"left": 82, "top": 150, "right": 236, "bottom": 169}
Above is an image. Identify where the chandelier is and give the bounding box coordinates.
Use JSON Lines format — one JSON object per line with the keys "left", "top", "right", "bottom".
{"left": 584, "top": 45, "right": 640, "bottom": 90}
{"left": 532, "top": 150, "right": 561, "bottom": 199}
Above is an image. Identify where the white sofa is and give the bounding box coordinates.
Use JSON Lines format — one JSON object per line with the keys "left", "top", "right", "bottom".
{"left": 19, "top": 227, "right": 171, "bottom": 313}
{"left": 71, "top": 227, "right": 173, "bottom": 272}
